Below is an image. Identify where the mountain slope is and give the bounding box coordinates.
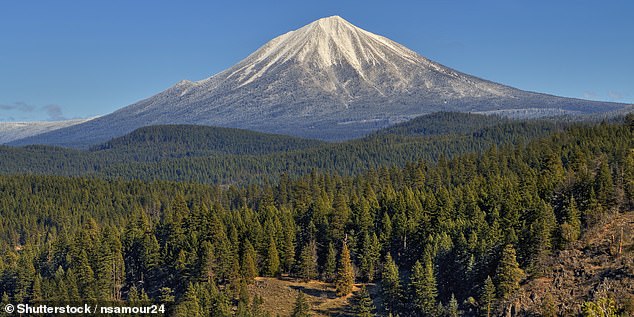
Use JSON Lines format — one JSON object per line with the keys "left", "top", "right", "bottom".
{"left": 516, "top": 211, "right": 634, "bottom": 316}
{"left": 11, "top": 16, "right": 626, "bottom": 147}
{"left": 0, "top": 118, "right": 91, "bottom": 144}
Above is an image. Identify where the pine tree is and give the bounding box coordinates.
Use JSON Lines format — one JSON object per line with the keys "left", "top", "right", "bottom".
{"left": 236, "top": 281, "right": 251, "bottom": 317}
{"left": 199, "top": 240, "right": 215, "bottom": 283}
{"left": 534, "top": 200, "right": 557, "bottom": 261}
{"left": 560, "top": 196, "right": 581, "bottom": 245}
{"left": 298, "top": 239, "right": 318, "bottom": 282}
{"left": 595, "top": 159, "right": 615, "bottom": 208}
{"left": 322, "top": 242, "right": 337, "bottom": 282}
{"left": 95, "top": 229, "right": 124, "bottom": 301}
{"left": 241, "top": 239, "right": 258, "bottom": 283}
{"left": 381, "top": 253, "right": 401, "bottom": 314}
{"left": 14, "top": 252, "right": 35, "bottom": 303}
{"left": 380, "top": 212, "right": 393, "bottom": 247}
{"left": 409, "top": 256, "right": 437, "bottom": 316}
{"left": 210, "top": 283, "right": 232, "bottom": 317}
{"left": 625, "top": 148, "right": 634, "bottom": 208}
{"left": 331, "top": 194, "right": 351, "bottom": 242}
{"left": 173, "top": 283, "right": 202, "bottom": 317}
{"left": 264, "top": 236, "right": 280, "bottom": 277}
{"left": 1, "top": 292, "right": 10, "bottom": 317}
{"left": 447, "top": 293, "right": 459, "bottom": 317}
{"left": 251, "top": 294, "right": 268, "bottom": 317}
{"left": 495, "top": 244, "right": 524, "bottom": 301}
{"left": 76, "top": 250, "right": 96, "bottom": 300}
{"left": 481, "top": 276, "right": 496, "bottom": 317}
{"left": 335, "top": 241, "right": 354, "bottom": 297}
{"left": 291, "top": 291, "right": 311, "bottom": 317}
{"left": 356, "top": 285, "right": 375, "bottom": 317}
{"left": 358, "top": 232, "right": 381, "bottom": 282}
{"left": 281, "top": 215, "right": 297, "bottom": 274}
{"left": 140, "top": 234, "right": 161, "bottom": 293}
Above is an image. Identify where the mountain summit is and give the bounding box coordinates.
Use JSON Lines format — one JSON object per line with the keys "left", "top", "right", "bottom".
{"left": 12, "top": 16, "right": 626, "bottom": 147}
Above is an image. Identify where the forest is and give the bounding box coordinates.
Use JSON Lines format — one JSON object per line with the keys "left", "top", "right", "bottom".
{"left": 0, "top": 113, "right": 633, "bottom": 316}
{"left": 0, "top": 113, "right": 567, "bottom": 184}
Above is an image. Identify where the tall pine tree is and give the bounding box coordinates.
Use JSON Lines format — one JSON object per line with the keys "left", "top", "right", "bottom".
{"left": 356, "top": 285, "right": 375, "bottom": 317}
{"left": 335, "top": 240, "right": 354, "bottom": 297}
{"left": 381, "top": 253, "right": 401, "bottom": 314}
{"left": 264, "top": 236, "right": 280, "bottom": 277}
{"left": 298, "top": 239, "right": 318, "bottom": 282}
{"left": 495, "top": 244, "right": 524, "bottom": 301}
{"left": 409, "top": 256, "right": 437, "bottom": 316}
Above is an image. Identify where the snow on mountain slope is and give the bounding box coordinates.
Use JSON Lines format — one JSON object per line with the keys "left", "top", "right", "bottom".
{"left": 0, "top": 119, "right": 92, "bottom": 144}
{"left": 11, "top": 16, "right": 627, "bottom": 148}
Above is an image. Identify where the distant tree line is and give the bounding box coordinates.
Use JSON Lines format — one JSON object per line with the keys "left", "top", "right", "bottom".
{"left": 0, "top": 113, "right": 567, "bottom": 185}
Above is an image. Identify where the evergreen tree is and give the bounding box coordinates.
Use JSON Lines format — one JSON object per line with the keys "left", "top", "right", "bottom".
{"left": 447, "top": 293, "right": 459, "bottom": 317}
{"left": 331, "top": 194, "right": 351, "bottom": 242}
{"left": 625, "top": 148, "right": 634, "bottom": 208}
{"left": 66, "top": 268, "right": 81, "bottom": 301}
{"left": 322, "top": 242, "right": 337, "bottom": 282}
{"left": 409, "top": 256, "right": 437, "bottom": 316}
{"left": 128, "top": 285, "right": 139, "bottom": 303}
{"left": 381, "top": 253, "right": 401, "bottom": 314}
{"left": 358, "top": 232, "right": 381, "bottom": 282}
{"left": 291, "top": 291, "right": 311, "bottom": 317}
{"left": 335, "top": 241, "right": 355, "bottom": 297}
{"left": 281, "top": 215, "right": 297, "bottom": 274}
{"left": 264, "top": 236, "right": 280, "bottom": 277}
{"left": 595, "top": 159, "right": 615, "bottom": 208}
{"left": 560, "top": 196, "right": 581, "bottom": 246}
{"left": 173, "top": 283, "right": 202, "bottom": 317}
{"left": 495, "top": 244, "right": 524, "bottom": 301}
{"left": 31, "top": 274, "right": 43, "bottom": 302}
{"left": 14, "top": 252, "right": 35, "bottom": 303}
{"left": 480, "top": 276, "right": 496, "bottom": 317}
{"left": 356, "top": 285, "right": 375, "bottom": 317}
{"left": 75, "top": 250, "right": 96, "bottom": 300}
{"left": 198, "top": 240, "right": 215, "bottom": 284}
{"left": 251, "top": 294, "right": 269, "bottom": 317}
{"left": 96, "top": 230, "right": 125, "bottom": 300}
{"left": 298, "top": 239, "right": 318, "bottom": 282}
{"left": 1, "top": 292, "right": 10, "bottom": 317}
{"left": 241, "top": 239, "right": 258, "bottom": 283}
{"left": 236, "top": 281, "right": 251, "bottom": 317}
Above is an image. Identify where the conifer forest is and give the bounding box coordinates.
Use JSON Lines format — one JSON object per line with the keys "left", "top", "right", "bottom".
{"left": 1, "top": 113, "right": 633, "bottom": 316}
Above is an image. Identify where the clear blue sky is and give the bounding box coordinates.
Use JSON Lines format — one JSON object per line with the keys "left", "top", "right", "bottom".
{"left": 1, "top": 0, "right": 632, "bottom": 121}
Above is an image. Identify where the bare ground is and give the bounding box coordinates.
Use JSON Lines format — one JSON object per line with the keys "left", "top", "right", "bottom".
{"left": 249, "top": 277, "right": 374, "bottom": 317}
{"left": 516, "top": 211, "right": 634, "bottom": 316}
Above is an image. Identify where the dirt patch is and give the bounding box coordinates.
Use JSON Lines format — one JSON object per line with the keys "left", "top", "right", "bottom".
{"left": 250, "top": 277, "right": 367, "bottom": 317}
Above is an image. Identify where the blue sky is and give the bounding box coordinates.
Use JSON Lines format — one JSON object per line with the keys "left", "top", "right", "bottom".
{"left": 1, "top": 0, "right": 632, "bottom": 121}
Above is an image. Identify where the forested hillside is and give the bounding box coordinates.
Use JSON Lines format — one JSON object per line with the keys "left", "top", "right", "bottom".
{"left": 0, "top": 113, "right": 566, "bottom": 184}
{"left": 1, "top": 119, "right": 632, "bottom": 316}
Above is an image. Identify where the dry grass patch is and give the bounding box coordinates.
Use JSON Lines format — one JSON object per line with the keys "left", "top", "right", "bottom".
{"left": 250, "top": 277, "right": 366, "bottom": 317}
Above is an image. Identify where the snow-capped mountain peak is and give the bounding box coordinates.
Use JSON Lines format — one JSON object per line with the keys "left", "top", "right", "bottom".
{"left": 227, "top": 15, "right": 422, "bottom": 87}
{"left": 11, "top": 16, "right": 626, "bottom": 147}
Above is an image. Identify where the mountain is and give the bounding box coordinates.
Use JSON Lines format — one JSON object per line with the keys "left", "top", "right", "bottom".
{"left": 0, "top": 118, "right": 92, "bottom": 144}
{"left": 11, "top": 16, "right": 627, "bottom": 147}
